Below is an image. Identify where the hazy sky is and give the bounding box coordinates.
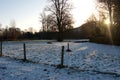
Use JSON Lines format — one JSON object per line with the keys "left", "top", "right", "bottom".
{"left": 0, "top": 0, "right": 96, "bottom": 32}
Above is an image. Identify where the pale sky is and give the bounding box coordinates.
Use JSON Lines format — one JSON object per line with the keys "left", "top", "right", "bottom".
{"left": 0, "top": 0, "right": 96, "bottom": 32}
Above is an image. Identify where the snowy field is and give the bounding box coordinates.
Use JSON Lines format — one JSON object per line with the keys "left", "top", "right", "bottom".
{"left": 0, "top": 40, "right": 120, "bottom": 80}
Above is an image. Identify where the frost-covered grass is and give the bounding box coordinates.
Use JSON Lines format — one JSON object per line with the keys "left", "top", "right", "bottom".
{"left": 0, "top": 40, "right": 120, "bottom": 80}
{"left": 1, "top": 57, "right": 120, "bottom": 80}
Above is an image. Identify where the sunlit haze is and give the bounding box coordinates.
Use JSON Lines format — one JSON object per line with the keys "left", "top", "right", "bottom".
{"left": 0, "top": 0, "right": 96, "bottom": 32}
{"left": 72, "top": 0, "right": 96, "bottom": 27}
{"left": 105, "top": 18, "right": 110, "bottom": 25}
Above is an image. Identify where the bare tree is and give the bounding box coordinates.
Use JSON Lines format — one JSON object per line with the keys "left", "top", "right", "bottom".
{"left": 40, "top": 12, "right": 57, "bottom": 32}
{"left": 0, "top": 23, "right": 2, "bottom": 40}
{"left": 97, "top": 0, "right": 113, "bottom": 26}
{"left": 86, "top": 14, "right": 97, "bottom": 23}
{"left": 45, "top": 0, "right": 73, "bottom": 41}
{"left": 46, "top": 14, "right": 58, "bottom": 32}
{"left": 40, "top": 11, "right": 48, "bottom": 32}
{"left": 62, "top": 12, "right": 74, "bottom": 31}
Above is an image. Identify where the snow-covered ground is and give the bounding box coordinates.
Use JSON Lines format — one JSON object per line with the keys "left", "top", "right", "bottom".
{"left": 0, "top": 40, "right": 120, "bottom": 80}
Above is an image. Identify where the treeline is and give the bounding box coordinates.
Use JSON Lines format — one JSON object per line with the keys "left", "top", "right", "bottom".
{"left": 91, "top": 0, "right": 120, "bottom": 45}
{"left": 36, "top": 31, "right": 86, "bottom": 40}
{"left": 0, "top": 27, "right": 86, "bottom": 41}
{"left": 77, "top": 0, "right": 120, "bottom": 45}
{"left": 80, "top": 18, "right": 120, "bottom": 45}
{"left": 0, "top": 27, "right": 35, "bottom": 41}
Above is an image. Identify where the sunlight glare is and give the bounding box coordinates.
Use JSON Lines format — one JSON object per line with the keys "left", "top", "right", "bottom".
{"left": 105, "top": 18, "right": 110, "bottom": 25}
{"left": 105, "top": 18, "right": 114, "bottom": 45}
{"left": 72, "top": 0, "right": 96, "bottom": 27}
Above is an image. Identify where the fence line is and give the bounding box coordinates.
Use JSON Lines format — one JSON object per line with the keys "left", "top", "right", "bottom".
{"left": 0, "top": 41, "right": 120, "bottom": 77}
{"left": 23, "top": 43, "right": 27, "bottom": 61}
{"left": 1, "top": 42, "right": 65, "bottom": 67}
{"left": 0, "top": 41, "right": 2, "bottom": 56}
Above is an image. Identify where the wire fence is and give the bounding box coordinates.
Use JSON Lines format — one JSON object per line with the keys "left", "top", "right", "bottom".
{"left": 1, "top": 41, "right": 64, "bottom": 65}
{"left": 0, "top": 40, "right": 120, "bottom": 76}
{"left": 1, "top": 40, "right": 87, "bottom": 68}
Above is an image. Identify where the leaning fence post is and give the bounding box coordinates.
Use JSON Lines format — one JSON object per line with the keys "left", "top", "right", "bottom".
{"left": 0, "top": 41, "right": 2, "bottom": 56}
{"left": 23, "top": 43, "right": 27, "bottom": 61}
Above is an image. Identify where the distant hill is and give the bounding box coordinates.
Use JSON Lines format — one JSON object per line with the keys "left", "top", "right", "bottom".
{"left": 72, "top": 21, "right": 100, "bottom": 38}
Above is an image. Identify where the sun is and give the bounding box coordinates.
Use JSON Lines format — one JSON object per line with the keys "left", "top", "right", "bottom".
{"left": 105, "top": 18, "right": 110, "bottom": 25}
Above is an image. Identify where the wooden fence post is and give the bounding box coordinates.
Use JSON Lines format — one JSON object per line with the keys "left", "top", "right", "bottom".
{"left": 66, "top": 43, "right": 72, "bottom": 52}
{"left": 60, "top": 46, "right": 65, "bottom": 67}
{"left": 0, "top": 41, "right": 2, "bottom": 56}
{"left": 23, "top": 43, "right": 27, "bottom": 61}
